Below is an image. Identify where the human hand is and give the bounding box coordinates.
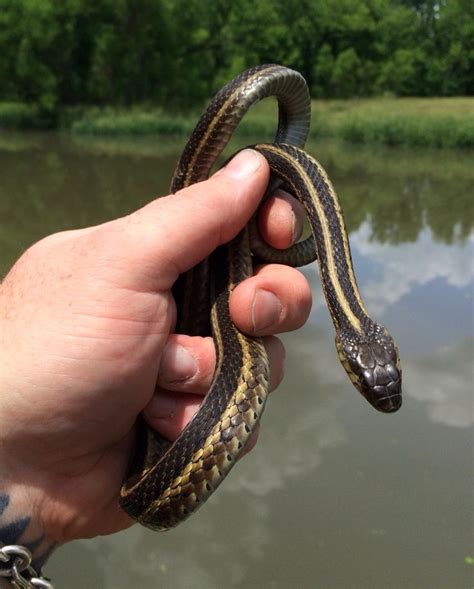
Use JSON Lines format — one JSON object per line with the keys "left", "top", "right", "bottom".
{"left": 0, "top": 150, "right": 312, "bottom": 562}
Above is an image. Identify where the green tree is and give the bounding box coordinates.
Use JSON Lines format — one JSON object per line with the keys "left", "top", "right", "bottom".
{"left": 330, "top": 48, "right": 363, "bottom": 97}
{"left": 377, "top": 48, "right": 424, "bottom": 95}
{"left": 0, "top": 0, "right": 471, "bottom": 114}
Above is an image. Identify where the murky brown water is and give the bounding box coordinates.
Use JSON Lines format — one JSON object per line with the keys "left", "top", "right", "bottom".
{"left": 1, "top": 132, "right": 472, "bottom": 588}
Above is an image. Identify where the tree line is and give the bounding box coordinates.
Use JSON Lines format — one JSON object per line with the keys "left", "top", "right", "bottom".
{"left": 0, "top": 0, "right": 472, "bottom": 113}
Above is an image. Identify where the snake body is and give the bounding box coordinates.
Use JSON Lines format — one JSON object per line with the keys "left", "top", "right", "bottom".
{"left": 119, "top": 65, "right": 402, "bottom": 530}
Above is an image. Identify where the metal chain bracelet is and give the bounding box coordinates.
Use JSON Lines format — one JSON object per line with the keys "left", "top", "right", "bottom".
{"left": 0, "top": 544, "right": 54, "bottom": 589}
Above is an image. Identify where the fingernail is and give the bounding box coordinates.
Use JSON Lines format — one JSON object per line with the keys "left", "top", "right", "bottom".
{"left": 223, "top": 149, "right": 262, "bottom": 179}
{"left": 273, "top": 189, "right": 303, "bottom": 244}
{"left": 160, "top": 344, "right": 198, "bottom": 384}
{"left": 251, "top": 289, "right": 282, "bottom": 333}
{"left": 291, "top": 206, "right": 303, "bottom": 244}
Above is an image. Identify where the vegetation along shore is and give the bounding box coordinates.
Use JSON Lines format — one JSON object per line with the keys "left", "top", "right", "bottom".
{"left": 0, "top": 0, "right": 472, "bottom": 148}
{"left": 1, "top": 97, "right": 472, "bottom": 149}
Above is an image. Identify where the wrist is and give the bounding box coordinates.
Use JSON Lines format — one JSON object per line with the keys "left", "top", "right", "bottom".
{"left": 0, "top": 487, "right": 54, "bottom": 570}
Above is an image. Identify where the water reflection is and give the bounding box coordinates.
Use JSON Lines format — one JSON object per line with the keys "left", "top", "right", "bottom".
{"left": 351, "top": 225, "right": 473, "bottom": 313}
{"left": 406, "top": 339, "right": 473, "bottom": 428}
{"left": 0, "top": 132, "right": 472, "bottom": 588}
{"left": 317, "top": 140, "right": 474, "bottom": 245}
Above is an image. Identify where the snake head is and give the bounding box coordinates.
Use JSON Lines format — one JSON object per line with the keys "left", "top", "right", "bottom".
{"left": 336, "top": 324, "right": 402, "bottom": 413}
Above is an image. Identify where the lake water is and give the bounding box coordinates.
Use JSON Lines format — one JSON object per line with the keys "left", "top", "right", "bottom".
{"left": 0, "top": 132, "right": 472, "bottom": 588}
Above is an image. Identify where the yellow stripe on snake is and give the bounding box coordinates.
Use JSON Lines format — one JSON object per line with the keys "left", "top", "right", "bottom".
{"left": 119, "top": 64, "right": 402, "bottom": 531}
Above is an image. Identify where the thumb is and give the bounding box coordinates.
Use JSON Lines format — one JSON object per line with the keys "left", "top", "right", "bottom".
{"left": 117, "top": 149, "right": 269, "bottom": 290}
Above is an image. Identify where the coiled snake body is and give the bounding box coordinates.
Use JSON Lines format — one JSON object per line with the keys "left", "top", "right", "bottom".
{"left": 119, "top": 65, "right": 402, "bottom": 530}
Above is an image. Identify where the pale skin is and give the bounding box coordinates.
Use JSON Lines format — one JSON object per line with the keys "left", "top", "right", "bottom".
{"left": 0, "top": 150, "right": 312, "bottom": 576}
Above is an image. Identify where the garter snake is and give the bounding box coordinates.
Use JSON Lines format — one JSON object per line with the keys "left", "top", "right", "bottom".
{"left": 119, "top": 64, "right": 402, "bottom": 530}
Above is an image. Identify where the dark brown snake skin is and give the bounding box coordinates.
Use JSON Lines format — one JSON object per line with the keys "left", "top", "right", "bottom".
{"left": 119, "top": 65, "right": 402, "bottom": 531}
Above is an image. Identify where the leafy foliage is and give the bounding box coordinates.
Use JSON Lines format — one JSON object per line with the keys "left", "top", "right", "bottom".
{"left": 0, "top": 0, "right": 472, "bottom": 115}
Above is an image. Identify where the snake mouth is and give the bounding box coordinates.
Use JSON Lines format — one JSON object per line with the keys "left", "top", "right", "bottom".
{"left": 374, "top": 393, "right": 402, "bottom": 413}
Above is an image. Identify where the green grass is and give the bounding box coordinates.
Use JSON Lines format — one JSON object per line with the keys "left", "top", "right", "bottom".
{"left": 69, "top": 107, "right": 195, "bottom": 136}
{"left": 243, "top": 96, "right": 474, "bottom": 148}
{"left": 1, "top": 97, "right": 473, "bottom": 148}
{"left": 70, "top": 96, "right": 474, "bottom": 148}
{"left": 0, "top": 102, "right": 48, "bottom": 129}
{"left": 315, "top": 97, "right": 474, "bottom": 148}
